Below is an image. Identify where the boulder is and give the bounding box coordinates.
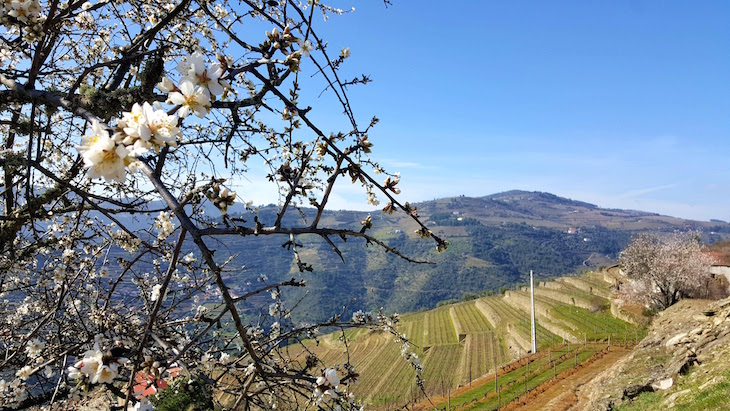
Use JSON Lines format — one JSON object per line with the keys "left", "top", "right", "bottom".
{"left": 651, "top": 377, "right": 673, "bottom": 391}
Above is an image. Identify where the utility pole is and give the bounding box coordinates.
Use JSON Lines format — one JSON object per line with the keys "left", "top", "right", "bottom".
{"left": 530, "top": 270, "right": 537, "bottom": 354}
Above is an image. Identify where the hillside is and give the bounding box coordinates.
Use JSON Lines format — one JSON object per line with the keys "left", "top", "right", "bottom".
{"left": 104, "top": 191, "right": 730, "bottom": 323}
{"left": 571, "top": 296, "right": 730, "bottom": 411}
{"left": 285, "top": 267, "right": 646, "bottom": 409}
{"left": 221, "top": 191, "right": 730, "bottom": 323}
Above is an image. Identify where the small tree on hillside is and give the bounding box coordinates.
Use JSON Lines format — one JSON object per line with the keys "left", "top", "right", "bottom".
{"left": 618, "top": 232, "right": 716, "bottom": 311}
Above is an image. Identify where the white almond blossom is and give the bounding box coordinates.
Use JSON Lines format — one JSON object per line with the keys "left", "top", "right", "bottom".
{"left": 157, "top": 76, "right": 175, "bottom": 93}
{"left": 66, "top": 343, "right": 128, "bottom": 386}
{"left": 313, "top": 368, "right": 341, "bottom": 404}
{"left": 217, "top": 187, "right": 236, "bottom": 214}
{"left": 73, "top": 347, "right": 103, "bottom": 378}
{"left": 8, "top": 0, "right": 43, "bottom": 24}
{"left": 167, "top": 79, "right": 211, "bottom": 118}
{"left": 154, "top": 211, "right": 175, "bottom": 240}
{"left": 150, "top": 284, "right": 162, "bottom": 302}
{"left": 117, "top": 102, "right": 180, "bottom": 153}
{"left": 298, "top": 39, "right": 313, "bottom": 57}
{"left": 175, "top": 51, "right": 229, "bottom": 96}
{"left": 75, "top": 120, "right": 129, "bottom": 183}
{"left": 15, "top": 365, "right": 32, "bottom": 381}
{"left": 25, "top": 339, "right": 44, "bottom": 358}
{"left": 144, "top": 105, "right": 180, "bottom": 148}
{"left": 183, "top": 52, "right": 228, "bottom": 96}
{"left": 93, "top": 363, "right": 118, "bottom": 384}
{"left": 43, "top": 366, "right": 54, "bottom": 379}
{"left": 219, "top": 352, "right": 232, "bottom": 365}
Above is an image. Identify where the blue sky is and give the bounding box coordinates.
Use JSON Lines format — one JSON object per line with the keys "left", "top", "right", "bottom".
{"left": 244, "top": 1, "right": 730, "bottom": 221}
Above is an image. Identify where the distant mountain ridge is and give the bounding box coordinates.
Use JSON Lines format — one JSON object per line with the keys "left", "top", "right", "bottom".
{"left": 415, "top": 190, "right": 720, "bottom": 232}
{"left": 104, "top": 191, "right": 730, "bottom": 322}
{"left": 486, "top": 190, "right": 599, "bottom": 209}
{"left": 214, "top": 191, "right": 730, "bottom": 322}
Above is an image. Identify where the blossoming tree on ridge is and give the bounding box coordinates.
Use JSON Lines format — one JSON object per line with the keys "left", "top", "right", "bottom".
{"left": 0, "top": 0, "right": 446, "bottom": 409}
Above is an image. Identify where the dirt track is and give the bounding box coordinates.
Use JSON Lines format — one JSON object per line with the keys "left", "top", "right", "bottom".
{"left": 506, "top": 346, "right": 632, "bottom": 411}
{"left": 411, "top": 345, "right": 633, "bottom": 411}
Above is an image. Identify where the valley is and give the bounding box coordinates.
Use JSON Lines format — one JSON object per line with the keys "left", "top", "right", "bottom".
{"left": 287, "top": 267, "right": 646, "bottom": 409}
{"left": 211, "top": 191, "right": 730, "bottom": 323}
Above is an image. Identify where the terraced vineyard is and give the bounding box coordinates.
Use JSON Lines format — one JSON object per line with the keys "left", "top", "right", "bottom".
{"left": 466, "top": 345, "right": 602, "bottom": 411}
{"left": 458, "top": 332, "right": 504, "bottom": 386}
{"left": 424, "top": 307, "right": 458, "bottom": 346}
{"left": 290, "top": 268, "right": 646, "bottom": 409}
{"left": 401, "top": 311, "right": 426, "bottom": 348}
{"left": 480, "top": 296, "right": 560, "bottom": 355}
{"left": 451, "top": 302, "right": 494, "bottom": 334}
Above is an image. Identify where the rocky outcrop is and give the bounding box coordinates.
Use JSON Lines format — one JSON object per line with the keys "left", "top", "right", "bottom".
{"left": 573, "top": 297, "right": 730, "bottom": 410}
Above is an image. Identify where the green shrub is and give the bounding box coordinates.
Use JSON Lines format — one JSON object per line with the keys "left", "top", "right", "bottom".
{"left": 437, "top": 298, "right": 458, "bottom": 307}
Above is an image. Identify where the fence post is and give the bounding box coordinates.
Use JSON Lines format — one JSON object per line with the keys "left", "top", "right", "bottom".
{"left": 492, "top": 333, "right": 498, "bottom": 395}
{"left": 498, "top": 384, "right": 501, "bottom": 410}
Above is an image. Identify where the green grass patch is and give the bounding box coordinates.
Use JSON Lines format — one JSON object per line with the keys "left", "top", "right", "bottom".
{"left": 615, "top": 368, "right": 730, "bottom": 411}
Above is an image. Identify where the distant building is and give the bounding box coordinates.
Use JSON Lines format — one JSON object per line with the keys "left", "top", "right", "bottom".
{"left": 710, "top": 265, "right": 730, "bottom": 282}
{"left": 710, "top": 265, "right": 730, "bottom": 293}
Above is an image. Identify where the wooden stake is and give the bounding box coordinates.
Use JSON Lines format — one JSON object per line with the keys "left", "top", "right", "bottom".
{"left": 492, "top": 333, "right": 498, "bottom": 394}
{"left": 498, "top": 384, "right": 501, "bottom": 410}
